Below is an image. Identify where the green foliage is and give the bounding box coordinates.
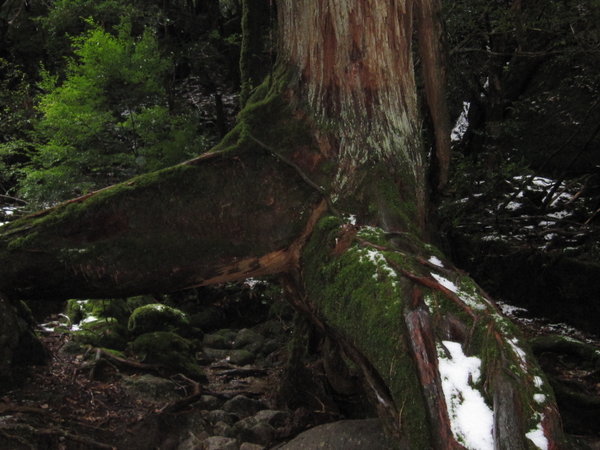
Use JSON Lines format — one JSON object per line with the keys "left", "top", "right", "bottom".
{"left": 19, "top": 21, "right": 209, "bottom": 205}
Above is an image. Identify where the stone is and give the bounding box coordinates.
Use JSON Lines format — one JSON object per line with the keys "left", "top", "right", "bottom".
{"left": 227, "top": 349, "right": 255, "bottom": 366}
{"left": 195, "top": 395, "right": 220, "bottom": 410}
{"left": 233, "top": 418, "right": 275, "bottom": 446}
{"left": 128, "top": 303, "right": 189, "bottom": 336}
{"left": 233, "top": 329, "right": 264, "bottom": 350}
{"left": 239, "top": 443, "right": 265, "bottom": 450}
{"left": 278, "top": 419, "right": 393, "bottom": 449}
{"left": 202, "top": 436, "right": 238, "bottom": 450}
{"left": 177, "top": 431, "right": 210, "bottom": 450}
{"left": 223, "top": 395, "right": 266, "bottom": 418}
{"left": 203, "top": 333, "right": 230, "bottom": 350}
{"left": 212, "top": 421, "right": 234, "bottom": 438}
{"left": 206, "top": 409, "right": 239, "bottom": 425}
{"left": 253, "top": 410, "right": 289, "bottom": 428}
{"left": 122, "top": 374, "right": 181, "bottom": 402}
{"left": 202, "top": 348, "right": 229, "bottom": 362}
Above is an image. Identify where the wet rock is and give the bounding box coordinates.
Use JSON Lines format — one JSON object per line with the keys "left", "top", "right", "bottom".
{"left": 202, "top": 436, "right": 238, "bottom": 450}
{"left": 278, "top": 419, "right": 393, "bottom": 449}
{"left": 223, "top": 395, "right": 266, "bottom": 418}
{"left": 227, "top": 349, "right": 255, "bottom": 366}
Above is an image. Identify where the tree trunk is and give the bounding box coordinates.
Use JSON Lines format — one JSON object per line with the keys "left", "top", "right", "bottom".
{"left": 0, "top": 1, "right": 567, "bottom": 448}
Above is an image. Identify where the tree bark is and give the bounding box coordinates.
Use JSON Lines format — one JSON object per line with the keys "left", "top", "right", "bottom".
{"left": 0, "top": 1, "right": 567, "bottom": 448}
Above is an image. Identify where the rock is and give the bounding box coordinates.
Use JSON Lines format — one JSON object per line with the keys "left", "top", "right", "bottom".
{"left": 202, "top": 347, "right": 230, "bottom": 362}
{"left": 127, "top": 331, "right": 204, "bottom": 380}
{"left": 206, "top": 409, "right": 239, "bottom": 426}
{"left": 239, "top": 443, "right": 264, "bottom": 450}
{"left": 195, "top": 395, "right": 221, "bottom": 410}
{"left": 233, "top": 329, "right": 265, "bottom": 350}
{"left": 128, "top": 303, "right": 189, "bottom": 336}
{"left": 233, "top": 418, "right": 275, "bottom": 446}
{"left": 212, "top": 421, "right": 235, "bottom": 438}
{"left": 259, "top": 339, "right": 280, "bottom": 357}
{"left": 223, "top": 395, "right": 266, "bottom": 418}
{"left": 202, "top": 436, "right": 238, "bottom": 450}
{"left": 203, "top": 333, "right": 230, "bottom": 349}
{"left": 278, "top": 419, "right": 394, "bottom": 449}
{"left": 122, "top": 374, "right": 181, "bottom": 402}
{"left": 227, "top": 349, "right": 255, "bottom": 366}
{"left": 189, "top": 306, "right": 227, "bottom": 331}
{"left": 178, "top": 431, "right": 210, "bottom": 450}
{"left": 253, "top": 410, "right": 289, "bottom": 428}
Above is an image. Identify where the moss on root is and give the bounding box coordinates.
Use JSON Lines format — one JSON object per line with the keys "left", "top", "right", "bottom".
{"left": 302, "top": 216, "right": 431, "bottom": 448}
{"left": 301, "top": 216, "right": 564, "bottom": 448}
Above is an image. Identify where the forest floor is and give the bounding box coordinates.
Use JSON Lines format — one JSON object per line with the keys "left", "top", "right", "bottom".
{"left": 0, "top": 284, "right": 598, "bottom": 450}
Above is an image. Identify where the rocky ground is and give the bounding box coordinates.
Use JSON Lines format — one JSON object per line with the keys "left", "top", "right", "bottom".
{"left": 0, "top": 277, "right": 598, "bottom": 449}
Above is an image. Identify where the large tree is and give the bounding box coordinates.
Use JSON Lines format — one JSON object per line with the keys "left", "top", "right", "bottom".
{"left": 0, "top": 1, "right": 566, "bottom": 448}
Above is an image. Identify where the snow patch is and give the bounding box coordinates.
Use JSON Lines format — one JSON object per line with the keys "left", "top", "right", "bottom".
{"left": 534, "top": 394, "right": 546, "bottom": 404}
{"left": 497, "top": 302, "right": 528, "bottom": 316}
{"left": 428, "top": 256, "right": 444, "bottom": 268}
{"left": 507, "top": 338, "right": 528, "bottom": 370}
{"left": 437, "top": 340, "right": 495, "bottom": 450}
{"left": 431, "top": 273, "right": 459, "bottom": 293}
{"left": 430, "top": 273, "right": 488, "bottom": 311}
{"left": 526, "top": 420, "right": 549, "bottom": 450}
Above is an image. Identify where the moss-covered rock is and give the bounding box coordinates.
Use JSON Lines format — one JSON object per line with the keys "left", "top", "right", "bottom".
{"left": 127, "top": 331, "right": 204, "bottom": 380}
{"left": 66, "top": 298, "right": 130, "bottom": 326}
{"left": 128, "top": 303, "right": 189, "bottom": 336}
{"left": 71, "top": 317, "right": 128, "bottom": 350}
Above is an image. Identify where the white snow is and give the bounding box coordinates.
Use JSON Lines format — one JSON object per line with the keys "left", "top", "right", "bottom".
{"left": 361, "top": 249, "right": 397, "bottom": 281}
{"left": 428, "top": 256, "right": 444, "bottom": 268}
{"left": 437, "top": 340, "right": 495, "bottom": 450}
{"left": 533, "top": 376, "right": 544, "bottom": 388}
{"left": 505, "top": 201, "right": 522, "bottom": 211}
{"left": 431, "top": 273, "right": 459, "bottom": 293}
{"left": 71, "top": 315, "right": 99, "bottom": 331}
{"left": 534, "top": 394, "right": 546, "bottom": 404}
{"left": 507, "top": 338, "right": 528, "bottom": 370}
{"left": 348, "top": 214, "right": 357, "bottom": 225}
{"left": 496, "top": 302, "right": 528, "bottom": 316}
{"left": 547, "top": 211, "right": 571, "bottom": 219}
{"left": 526, "top": 420, "right": 549, "bottom": 450}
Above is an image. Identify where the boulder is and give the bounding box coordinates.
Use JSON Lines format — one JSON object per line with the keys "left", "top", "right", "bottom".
{"left": 279, "top": 419, "right": 393, "bottom": 450}
{"left": 223, "top": 395, "right": 266, "bottom": 418}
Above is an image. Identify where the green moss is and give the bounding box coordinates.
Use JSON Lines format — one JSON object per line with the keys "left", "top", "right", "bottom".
{"left": 128, "top": 331, "right": 203, "bottom": 380}
{"left": 128, "top": 303, "right": 189, "bottom": 336}
{"left": 302, "top": 217, "right": 432, "bottom": 448}
{"left": 72, "top": 317, "right": 128, "bottom": 350}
